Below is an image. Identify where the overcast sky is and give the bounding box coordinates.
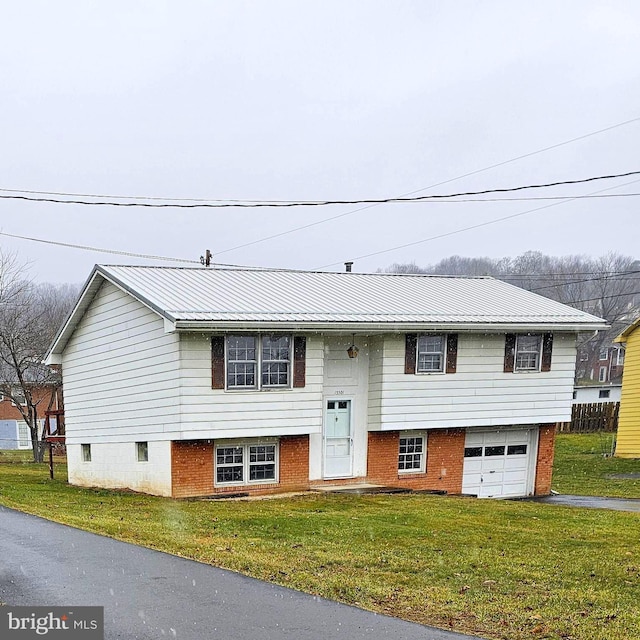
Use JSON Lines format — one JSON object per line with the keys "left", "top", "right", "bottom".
{"left": 1, "top": 1, "right": 639, "bottom": 284}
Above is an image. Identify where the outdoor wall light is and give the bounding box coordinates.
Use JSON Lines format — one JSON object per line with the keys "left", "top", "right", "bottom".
{"left": 347, "top": 334, "right": 359, "bottom": 359}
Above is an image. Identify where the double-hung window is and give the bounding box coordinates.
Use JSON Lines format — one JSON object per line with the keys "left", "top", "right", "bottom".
{"left": 514, "top": 335, "right": 542, "bottom": 371}
{"left": 215, "top": 441, "right": 278, "bottom": 486}
{"left": 416, "top": 335, "right": 445, "bottom": 373}
{"left": 227, "top": 335, "right": 291, "bottom": 389}
{"left": 398, "top": 433, "right": 426, "bottom": 473}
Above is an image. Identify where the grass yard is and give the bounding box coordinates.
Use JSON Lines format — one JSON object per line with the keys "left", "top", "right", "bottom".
{"left": 553, "top": 433, "right": 640, "bottom": 498}
{"left": 0, "top": 446, "right": 639, "bottom": 640}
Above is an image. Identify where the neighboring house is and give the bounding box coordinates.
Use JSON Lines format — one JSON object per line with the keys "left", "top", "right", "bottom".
{"left": 572, "top": 383, "right": 622, "bottom": 404}
{"left": 45, "top": 265, "right": 606, "bottom": 499}
{"left": 0, "top": 387, "right": 58, "bottom": 450}
{"left": 576, "top": 343, "right": 625, "bottom": 384}
{"left": 614, "top": 318, "right": 640, "bottom": 458}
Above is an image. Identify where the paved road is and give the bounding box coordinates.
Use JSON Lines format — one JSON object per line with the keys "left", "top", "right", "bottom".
{"left": 0, "top": 506, "right": 480, "bottom": 640}
{"left": 530, "top": 494, "right": 640, "bottom": 512}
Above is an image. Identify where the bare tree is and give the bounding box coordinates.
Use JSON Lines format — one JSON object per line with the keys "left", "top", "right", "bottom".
{"left": 0, "top": 252, "right": 78, "bottom": 461}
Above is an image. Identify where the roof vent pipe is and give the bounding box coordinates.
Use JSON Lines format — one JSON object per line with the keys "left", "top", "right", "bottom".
{"left": 345, "top": 262, "right": 353, "bottom": 273}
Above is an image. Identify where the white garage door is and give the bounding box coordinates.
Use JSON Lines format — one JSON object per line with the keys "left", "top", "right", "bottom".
{"left": 462, "top": 429, "right": 536, "bottom": 498}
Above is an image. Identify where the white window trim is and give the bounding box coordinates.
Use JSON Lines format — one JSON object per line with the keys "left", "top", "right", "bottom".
{"left": 598, "top": 366, "right": 607, "bottom": 382}
{"left": 81, "top": 443, "right": 92, "bottom": 463}
{"left": 398, "top": 431, "right": 427, "bottom": 474}
{"left": 415, "top": 334, "right": 447, "bottom": 375}
{"left": 616, "top": 349, "right": 625, "bottom": 366}
{"left": 226, "top": 335, "right": 292, "bottom": 391}
{"left": 514, "top": 334, "right": 542, "bottom": 373}
{"left": 17, "top": 422, "right": 31, "bottom": 449}
{"left": 214, "top": 438, "right": 280, "bottom": 487}
{"left": 599, "top": 348, "right": 609, "bottom": 361}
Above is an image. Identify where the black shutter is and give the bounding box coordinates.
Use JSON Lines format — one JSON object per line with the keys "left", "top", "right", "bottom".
{"left": 211, "top": 336, "right": 225, "bottom": 389}
{"left": 504, "top": 334, "right": 516, "bottom": 373}
{"left": 446, "top": 334, "right": 458, "bottom": 374}
{"left": 541, "top": 333, "right": 553, "bottom": 372}
{"left": 293, "top": 336, "right": 306, "bottom": 388}
{"left": 405, "top": 334, "right": 417, "bottom": 374}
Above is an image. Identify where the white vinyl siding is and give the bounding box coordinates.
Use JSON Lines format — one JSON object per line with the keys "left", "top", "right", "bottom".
{"left": 61, "top": 281, "right": 181, "bottom": 445}
{"left": 368, "top": 332, "right": 577, "bottom": 431}
{"left": 178, "top": 333, "right": 324, "bottom": 440}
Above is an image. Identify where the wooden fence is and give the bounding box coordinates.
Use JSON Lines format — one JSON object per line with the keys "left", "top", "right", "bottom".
{"left": 557, "top": 402, "right": 620, "bottom": 433}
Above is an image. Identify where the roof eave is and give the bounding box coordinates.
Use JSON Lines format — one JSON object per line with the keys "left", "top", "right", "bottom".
{"left": 173, "top": 320, "right": 609, "bottom": 333}
{"left": 614, "top": 316, "right": 640, "bottom": 343}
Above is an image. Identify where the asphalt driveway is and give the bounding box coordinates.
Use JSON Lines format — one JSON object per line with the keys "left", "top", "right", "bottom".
{"left": 529, "top": 494, "right": 640, "bottom": 512}
{"left": 0, "top": 506, "right": 481, "bottom": 640}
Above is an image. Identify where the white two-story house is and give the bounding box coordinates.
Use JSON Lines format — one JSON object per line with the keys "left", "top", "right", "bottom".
{"left": 45, "top": 265, "right": 606, "bottom": 499}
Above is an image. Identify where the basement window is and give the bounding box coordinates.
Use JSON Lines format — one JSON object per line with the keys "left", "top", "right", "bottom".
{"left": 136, "top": 441, "right": 149, "bottom": 462}
{"left": 81, "top": 444, "right": 92, "bottom": 462}
{"left": 215, "top": 440, "right": 279, "bottom": 486}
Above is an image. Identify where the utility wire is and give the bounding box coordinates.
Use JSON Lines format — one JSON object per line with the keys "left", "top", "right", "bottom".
{"left": 213, "top": 116, "right": 640, "bottom": 256}
{"left": 0, "top": 231, "right": 200, "bottom": 264}
{"left": 4, "top": 116, "right": 640, "bottom": 204}
{"left": 1, "top": 171, "right": 639, "bottom": 209}
{"left": 565, "top": 290, "right": 640, "bottom": 305}
{"left": 0, "top": 230, "right": 251, "bottom": 269}
{"left": 315, "top": 177, "right": 640, "bottom": 269}
{"left": 528, "top": 270, "right": 640, "bottom": 292}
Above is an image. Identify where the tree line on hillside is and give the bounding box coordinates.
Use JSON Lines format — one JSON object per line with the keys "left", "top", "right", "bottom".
{"left": 383, "top": 251, "right": 640, "bottom": 384}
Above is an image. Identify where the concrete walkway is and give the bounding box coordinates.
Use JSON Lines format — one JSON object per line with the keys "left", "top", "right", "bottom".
{"left": 0, "top": 506, "right": 482, "bottom": 640}
{"left": 530, "top": 494, "right": 640, "bottom": 512}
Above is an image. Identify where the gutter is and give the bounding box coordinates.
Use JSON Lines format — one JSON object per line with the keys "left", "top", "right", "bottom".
{"left": 171, "top": 320, "right": 609, "bottom": 333}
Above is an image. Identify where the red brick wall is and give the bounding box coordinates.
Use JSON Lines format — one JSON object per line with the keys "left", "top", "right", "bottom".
{"left": 277, "top": 435, "right": 310, "bottom": 491}
{"left": 171, "top": 436, "right": 310, "bottom": 498}
{"left": 0, "top": 386, "right": 58, "bottom": 421}
{"left": 171, "top": 440, "right": 215, "bottom": 498}
{"left": 534, "top": 424, "right": 556, "bottom": 496}
{"left": 367, "top": 429, "right": 465, "bottom": 494}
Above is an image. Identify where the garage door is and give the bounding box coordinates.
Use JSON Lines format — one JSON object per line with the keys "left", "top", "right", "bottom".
{"left": 462, "top": 429, "right": 536, "bottom": 498}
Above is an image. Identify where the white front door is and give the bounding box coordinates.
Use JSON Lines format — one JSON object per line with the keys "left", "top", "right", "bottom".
{"left": 324, "top": 399, "right": 353, "bottom": 478}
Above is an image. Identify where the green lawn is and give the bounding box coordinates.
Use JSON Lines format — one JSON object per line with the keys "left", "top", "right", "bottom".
{"left": 0, "top": 437, "right": 639, "bottom": 640}
{"left": 553, "top": 433, "right": 640, "bottom": 498}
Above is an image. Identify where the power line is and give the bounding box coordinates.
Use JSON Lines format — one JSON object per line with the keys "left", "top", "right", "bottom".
{"left": 0, "top": 230, "right": 252, "bottom": 269}
{"left": 315, "top": 177, "right": 640, "bottom": 269}
{"left": 528, "top": 270, "right": 640, "bottom": 292}
{"left": 213, "top": 116, "right": 640, "bottom": 256}
{"left": 0, "top": 231, "right": 200, "bottom": 264}
{"left": 1, "top": 171, "right": 639, "bottom": 209}
{"left": 565, "top": 290, "right": 640, "bottom": 305}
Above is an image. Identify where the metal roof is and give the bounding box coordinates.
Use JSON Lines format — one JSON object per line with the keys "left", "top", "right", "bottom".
{"left": 46, "top": 265, "right": 607, "bottom": 360}
{"left": 98, "top": 265, "right": 605, "bottom": 324}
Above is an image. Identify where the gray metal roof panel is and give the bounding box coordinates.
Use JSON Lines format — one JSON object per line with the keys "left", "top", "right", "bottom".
{"left": 100, "top": 265, "right": 605, "bottom": 325}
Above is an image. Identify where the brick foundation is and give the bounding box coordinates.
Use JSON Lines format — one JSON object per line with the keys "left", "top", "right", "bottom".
{"left": 534, "top": 424, "right": 556, "bottom": 496}
{"left": 367, "top": 429, "right": 466, "bottom": 494}
{"left": 171, "top": 440, "right": 215, "bottom": 498}
{"left": 171, "top": 435, "right": 310, "bottom": 498}
{"left": 171, "top": 426, "right": 554, "bottom": 499}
